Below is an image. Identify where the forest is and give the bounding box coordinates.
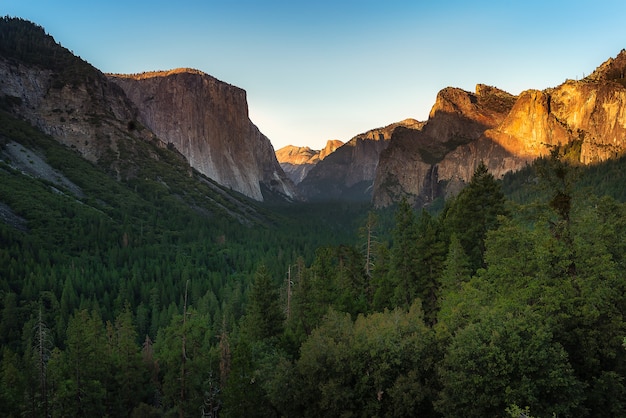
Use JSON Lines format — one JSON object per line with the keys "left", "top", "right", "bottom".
{"left": 2, "top": 16, "right": 626, "bottom": 418}
{"left": 1, "top": 103, "right": 626, "bottom": 417}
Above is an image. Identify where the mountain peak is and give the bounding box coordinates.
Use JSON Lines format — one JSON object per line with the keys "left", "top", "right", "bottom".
{"left": 320, "top": 139, "right": 344, "bottom": 159}
{"left": 276, "top": 140, "right": 344, "bottom": 184}
{"left": 586, "top": 49, "right": 626, "bottom": 85}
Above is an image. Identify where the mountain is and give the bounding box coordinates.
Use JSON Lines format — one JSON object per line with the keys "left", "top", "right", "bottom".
{"left": 296, "top": 118, "right": 425, "bottom": 201}
{"left": 109, "top": 70, "right": 295, "bottom": 201}
{"left": 0, "top": 18, "right": 150, "bottom": 167}
{"left": 0, "top": 17, "right": 293, "bottom": 202}
{"left": 373, "top": 51, "right": 626, "bottom": 207}
{"left": 276, "top": 139, "right": 343, "bottom": 184}
{"left": 373, "top": 85, "right": 518, "bottom": 207}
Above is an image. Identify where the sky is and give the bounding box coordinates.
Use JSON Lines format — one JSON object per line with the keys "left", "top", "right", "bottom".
{"left": 3, "top": 1, "right": 626, "bottom": 150}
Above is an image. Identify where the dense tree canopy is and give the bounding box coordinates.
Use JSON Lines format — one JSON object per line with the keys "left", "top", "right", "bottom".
{"left": 2, "top": 107, "right": 626, "bottom": 417}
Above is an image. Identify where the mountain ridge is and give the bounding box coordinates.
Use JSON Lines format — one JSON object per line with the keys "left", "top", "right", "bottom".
{"left": 3, "top": 17, "right": 626, "bottom": 209}
{"left": 295, "top": 118, "right": 424, "bottom": 201}
{"left": 0, "top": 17, "right": 294, "bottom": 202}
{"left": 370, "top": 51, "right": 626, "bottom": 207}
{"left": 279, "top": 51, "right": 626, "bottom": 207}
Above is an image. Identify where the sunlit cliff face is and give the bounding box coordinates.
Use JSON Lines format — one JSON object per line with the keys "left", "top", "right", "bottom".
{"left": 485, "top": 89, "right": 571, "bottom": 158}
{"left": 372, "top": 54, "right": 626, "bottom": 209}
{"left": 487, "top": 79, "right": 626, "bottom": 163}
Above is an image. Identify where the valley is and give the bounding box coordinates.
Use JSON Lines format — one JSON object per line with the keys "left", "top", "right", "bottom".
{"left": 1, "top": 16, "right": 626, "bottom": 418}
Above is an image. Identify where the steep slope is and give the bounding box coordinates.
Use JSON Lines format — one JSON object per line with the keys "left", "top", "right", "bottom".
{"left": 486, "top": 55, "right": 626, "bottom": 164}
{"left": 0, "top": 18, "right": 294, "bottom": 203}
{"left": 298, "top": 119, "right": 424, "bottom": 201}
{"left": 276, "top": 139, "right": 343, "bottom": 184}
{"left": 108, "top": 70, "right": 295, "bottom": 201}
{"left": 374, "top": 85, "right": 517, "bottom": 207}
{"left": 0, "top": 18, "right": 153, "bottom": 170}
{"left": 373, "top": 51, "right": 626, "bottom": 207}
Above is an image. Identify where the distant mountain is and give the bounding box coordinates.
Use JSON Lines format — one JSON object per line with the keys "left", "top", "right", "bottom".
{"left": 276, "top": 140, "right": 343, "bottom": 184}
{"left": 0, "top": 17, "right": 294, "bottom": 202}
{"left": 296, "top": 119, "right": 425, "bottom": 201}
{"left": 373, "top": 50, "right": 626, "bottom": 207}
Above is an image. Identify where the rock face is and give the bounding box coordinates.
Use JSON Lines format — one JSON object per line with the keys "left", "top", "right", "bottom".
{"left": 0, "top": 54, "right": 147, "bottom": 166}
{"left": 276, "top": 139, "right": 343, "bottom": 184}
{"left": 108, "top": 70, "right": 295, "bottom": 201}
{"left": 0, "top": 19, "right": 294, "bottom": 202}
{"left": 297, "top": 119, "right": 425, "bottom": 201}
{"left": 373, "top": 86, "right": 518, "bottom": 207}
{"left": 373, "top": 50, "right": 626, "bottom": 207}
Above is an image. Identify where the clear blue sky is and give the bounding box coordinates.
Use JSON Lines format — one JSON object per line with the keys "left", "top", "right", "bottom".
{"left": 3, "top": 1, "right": 626, "bottom": 150}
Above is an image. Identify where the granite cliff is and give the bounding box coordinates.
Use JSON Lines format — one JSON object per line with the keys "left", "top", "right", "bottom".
{"left": 373, "top": 50, "right": 626, "bottom": 207}
{"left": 373, "top": 85, "right": 518, "bottom": 207}
{"left": 108, "top": 70, "right": 295, "bottom": 201}
{"left": 276, "top": 139, "right": 343, "bottom": 184}
{"left": 297, "top": 119, "right": 424, "bottom": 201}
{"left": 0, "top": 18, "right": 294, "bottom": 203}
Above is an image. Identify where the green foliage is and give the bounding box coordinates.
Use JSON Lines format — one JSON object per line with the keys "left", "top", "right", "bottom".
{"left": 436, "top": 307, "right": 584, "bottom": 417}
{"left": 413, "top": 210, "right": 446, "bottom": 323}
{"left": 154, "top": 308, "right": 213, "bottom": 417}
{"left": 244, "top": 265, "right": 284, "bottom": 341}
{"left": 439, "top": 233, "right": 471, "bottom": 294}
{"left": 0, "top": 348, "right": 26, "bottom": 417}
{"left": 221, "top": 336, "right": 283, "bottom": 417}
{"left": 389, "top": 198, "right": 421, "bottom": 308}
{"left": 292, "top": 303, "right": 436, "bottom": 417}
{"left": 443, "top": 161, "right": 508, "bottom": 273}
{"left": 0, "top": 16, "right": 97, "bottom": 87}
{"left": 47, "top": 310, "right": 108, "bottom": 416}
{"left": 2, "top": 49, "right": 626, "bottom": 415}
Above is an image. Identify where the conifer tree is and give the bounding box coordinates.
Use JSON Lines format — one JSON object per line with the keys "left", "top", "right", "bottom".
{"left": 440, "top": 233, "right": 471, "bottom": 294}
{"left": 0, "top": 347, "right": 26, "bottom": 417}
{"left": 32, "top": 306, "right": 53, "bottom": 418}
{"left": 390, "top": 198, "right": 420, "bottom": 309}
{"left": 414, "top": 210, "right": 447, "bottom": 323}
{"left": 443, "top": 161, "right": 507, "bottom": 273}
{"left": 246, "top": 264, "right": 284, "bottom": 341}
{"left": 49, "top": 309, "right": 108, "bottom": 417}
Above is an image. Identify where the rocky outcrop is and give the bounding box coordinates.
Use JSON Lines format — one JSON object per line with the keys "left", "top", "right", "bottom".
{"left": 0, "top": 56, "right": 149, "bottom": 165}
{"left": 108, "top": 69, "right": 295, "bottom": 201}
{"left": 298, "top": 119, "right": 425, "bottom": 201}
{"left": 276, "top": 139, "right": 343, "bottom": 184}
{"left": 373, "top": 50, "right": 626, "bottom": 207}
{"left": 373, "top": 86, "right": 517, "bottom": 207}
{"left": 484, "top": 53, "right": 626, "bottom": 164}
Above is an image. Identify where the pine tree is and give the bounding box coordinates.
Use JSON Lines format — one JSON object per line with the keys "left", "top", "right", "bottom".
{"left": 390, "top": 198, "right": 420, "bottom": 309}
{"left": 414, "top": 210, "right": 447, "bottom": 323}
{"left": 246, "top": 265, "right": 284, "bottom": 341}
{"left": 32, "top": 306, "right": 53, "bottom": 418}
{"left": 50, "top": 309, "right": 108, "bottom": 417}
{"left": 109, "top": 304, "right": 147, "bottom": 416}
{"left": 440, "top": 233, "right": 471, "bottom": 294}
{"left": 443, "top": 161, "right": 507, "bottom": 273}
